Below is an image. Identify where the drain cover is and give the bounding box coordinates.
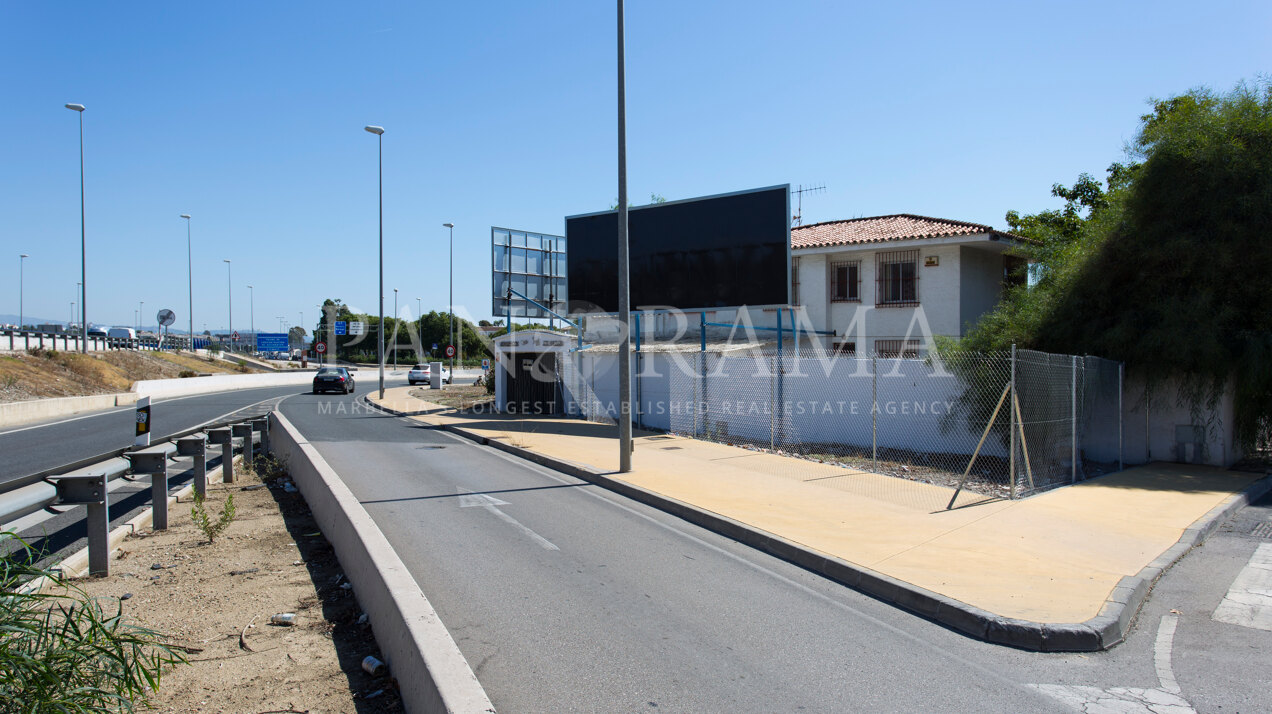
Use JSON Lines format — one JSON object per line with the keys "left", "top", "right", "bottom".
{"left": 1252, "top": 522, "right": 1272, "bottom": 539}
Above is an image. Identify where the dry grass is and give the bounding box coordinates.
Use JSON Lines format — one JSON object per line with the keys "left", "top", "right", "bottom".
{"left": 0, "top": 349, "right": 258, "bottom": 404}
{"left": 408, "top": 383, "right": 494, "bottom": 411}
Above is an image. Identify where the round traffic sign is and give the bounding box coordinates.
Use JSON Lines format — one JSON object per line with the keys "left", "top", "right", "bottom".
{"left": 315, "top": 342, "right": 327, "bottom": 354}
{"left": 445, "top": 344, "right": 455, "bottom": 358}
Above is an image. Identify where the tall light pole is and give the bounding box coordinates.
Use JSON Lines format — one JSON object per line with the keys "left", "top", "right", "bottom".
{"left": 393, "top": 288, "right": 398, "bottom": 370}
{"left": 443, "top": 222, "right": 454, "bottom": 377}
{"left": 247, "top": 285, "right": 255, "bottom": 352}
{"left": 277, "top": 316, "right": 284, "bottom": 334}
{"left": 364, "top": 124, "right": 385, "bottom": 398}
{"left": 65, "top": 103, "right": 87, "bottom": 353}
{"left": 616, "top": 0, "right": 633, "bottom": 472}
{"left": 181, "top": 214, "right": 192, "bottom": 348}
{"left": 18, "top": 254, "right": 29, "bottom": 330}
{"left": 138, "top": 300, "right": 144, "bottom": 332}
{"left": 70, "top": 302, "right": 75, "bottom": 327}
{"left": 223, "top": 259, "right": 232, "bottom": 352}
{"left": 416, "top": 297, "right": 421, "bottom": 318}
{"left": 75, "top": 282, "right": 81, "bottom": 327}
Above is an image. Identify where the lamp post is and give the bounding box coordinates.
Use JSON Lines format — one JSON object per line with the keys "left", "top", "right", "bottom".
{"left": 416, "top": 297, "right": 421, "bottom": 318}
{"left": 247, "top": 285, "right": 255, "bottom": 353}
{"left": 75, "top": 282, "right": 81, "bottom": 328}
{"left": 223, "top": 259, "right": 232, "bottom": 352}
{"left": 364, "top": 124, "right": 385, "bottom": 398}
{"left": 65, "top": 103, "right": 87, "bottom": 353}
{"left": 393, "top": 288, "right": 398, "bottom": 370}
{"left": 18, "top": 254, "right": 28, "bottom": 330}
{"left": 443, "top": 222, "right": 454, "bottom": 377}
{"left": 180, "top": 214, "right": 192, "bottom": 348}
{"left": 616, "top": 0, "right": 633, "bottom": 472}
{"left": 70, "top": 302, "right": 75, "bottom": 327}
{"left": 138, "top": 301, "right": 144, "bottom": 332}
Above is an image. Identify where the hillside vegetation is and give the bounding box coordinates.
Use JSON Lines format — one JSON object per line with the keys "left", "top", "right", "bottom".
{"left": 0, "top": 349, "right": 257, "bottom": 404}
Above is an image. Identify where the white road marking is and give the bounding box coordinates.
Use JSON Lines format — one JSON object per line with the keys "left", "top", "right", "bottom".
{"left": 1212, "top": 542, "right": 1272, "bottom": 631}
{"left": 1031, "top": 614, "right": 1194, "bottom": 713}
{"left": 457, "top": 487, "right": 558, "bottom": 551}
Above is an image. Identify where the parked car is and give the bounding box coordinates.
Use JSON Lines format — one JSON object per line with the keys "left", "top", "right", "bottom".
{"left": 408, "top": 363, "right": 451, "bottom": 385}
{"left": 312, "top": 366, "right": 355, "bottom": 394}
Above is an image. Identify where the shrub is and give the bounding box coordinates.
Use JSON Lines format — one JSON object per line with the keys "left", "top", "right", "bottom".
{"left": 0, "top": 531, "right": 187, "bottom": 711}
{"left": 190, "top": 491, "right": 236, "bottom": 544}
{"left": 177, "top": 370, "right": 197, "bottom": 379}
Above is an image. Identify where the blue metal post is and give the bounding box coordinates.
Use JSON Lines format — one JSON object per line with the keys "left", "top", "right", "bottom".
{"left": 700, "top": 312, "right": 706, "bottom": 352}
{"left": 634, "top": 312, "right": 641, "bottom": 351}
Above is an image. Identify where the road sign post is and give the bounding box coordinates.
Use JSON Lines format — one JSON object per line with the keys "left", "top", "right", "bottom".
{"left": 134, "top": 396, "right": 151, "bottom": 447}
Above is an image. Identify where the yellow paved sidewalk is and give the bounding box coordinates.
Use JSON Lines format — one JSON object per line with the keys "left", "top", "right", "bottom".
{"left": 370, "top": 387, "right": 1262, "bottom": 625}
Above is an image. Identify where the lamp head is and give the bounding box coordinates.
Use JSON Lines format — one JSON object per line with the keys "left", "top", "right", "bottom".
{"left": 180, "top": 214, "right": 191, "bottom": 219}
{"left": 443, "top": 222, "right": 454, "bottom": 228}
{"left": 20, "top": 253, "right": 29, "bottom": 258}
{"left": 364, "top": 125, "right": 384, "bottom": 135}
{"left": 65, "top": 103, "right": 85, "bottom": 112}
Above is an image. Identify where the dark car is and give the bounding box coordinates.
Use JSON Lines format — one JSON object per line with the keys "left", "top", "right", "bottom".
{"left": 312, "top": 367, "right": 355, "bottom": 394}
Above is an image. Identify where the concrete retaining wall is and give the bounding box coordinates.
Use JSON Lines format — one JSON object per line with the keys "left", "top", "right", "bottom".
{"left": 0, "top": 392, "right": 139, "bottom": 428}
{"left": 132, "top": 371, "right": 318, "bottom": 399}
{"left": 269, "top": 412, "right": 492, "bottom": 714}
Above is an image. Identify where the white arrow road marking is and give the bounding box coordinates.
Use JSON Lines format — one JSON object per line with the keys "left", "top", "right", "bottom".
{"left": 1212, "top": 542, "right": 1272, "bottom": 631}
{"left": 1030, "top": 615, "right": 1194, "bottom": 713}
{"left": 458, "top": 488, "right": 558, "bottom": 551}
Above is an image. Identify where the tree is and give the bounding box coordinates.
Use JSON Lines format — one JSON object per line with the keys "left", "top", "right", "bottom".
{"left": 957, "top": 79, "right": 1272, "bottom": 448}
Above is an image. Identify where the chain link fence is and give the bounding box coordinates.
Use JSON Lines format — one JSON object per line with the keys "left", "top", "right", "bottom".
{"left": 559, "top": 338, "right": 1124, "bottom": 511}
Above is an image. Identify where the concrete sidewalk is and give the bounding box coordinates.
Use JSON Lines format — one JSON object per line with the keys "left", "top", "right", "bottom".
{"left": 367, "top": 387, "right": 1270, "bottom": 651}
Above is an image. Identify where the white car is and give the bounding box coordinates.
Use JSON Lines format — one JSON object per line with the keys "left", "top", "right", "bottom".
{"left": 407, "top": 364, "right": 451, "bottom": 385}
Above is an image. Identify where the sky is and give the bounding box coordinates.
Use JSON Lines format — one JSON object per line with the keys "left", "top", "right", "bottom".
{"left": 2, "top": 1, "right": 1268, "bottom": 335}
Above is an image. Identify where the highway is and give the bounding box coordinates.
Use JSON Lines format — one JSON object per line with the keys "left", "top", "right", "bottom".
{"left": 6, "top": 380, "right": 1272, "bottom": 711}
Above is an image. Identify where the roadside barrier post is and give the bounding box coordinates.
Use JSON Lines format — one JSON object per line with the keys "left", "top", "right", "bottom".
{"left": 177, "top": 436, "right": 208, "bottom": 499}
{"left": 252, "top": 418, "right": 269, "bottom": 459}
{"left": 232, "top": 423, "right": 254, "bottom": 474}
{"left": 127, "top": 451, "right": 170, "bottom": 530}
{"left": 55, "top": 473, "right": 109, "bottom": 576}
{"left": 208, "top": 428, "right": 234, "bottom": 483}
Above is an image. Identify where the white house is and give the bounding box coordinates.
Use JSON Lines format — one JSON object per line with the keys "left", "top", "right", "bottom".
{"left": 790, "top": 214, "right": 1029, "bottom": 355}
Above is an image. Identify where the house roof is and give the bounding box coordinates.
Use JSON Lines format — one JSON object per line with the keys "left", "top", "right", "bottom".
{"left": 791, "top": 214, "right": 1026, "bottom": 249}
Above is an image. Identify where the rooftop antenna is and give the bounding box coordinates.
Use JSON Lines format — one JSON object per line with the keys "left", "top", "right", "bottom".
{"left": 791, "top": 183, "right": 826, "bottom": 226}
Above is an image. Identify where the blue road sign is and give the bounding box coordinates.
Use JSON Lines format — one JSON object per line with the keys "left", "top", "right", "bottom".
{"left": 256, "top": 333, "right": 289, "bottom": 352}
{"left": 334, "top": 321, "right": 347, "bottom": 336}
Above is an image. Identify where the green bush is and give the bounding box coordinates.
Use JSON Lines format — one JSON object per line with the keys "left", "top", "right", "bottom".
{"left": 0, "top": 531, "right": 187, "bottom": 712}
{"left": 191, "top": 491, "right": 236, "bottom": 544}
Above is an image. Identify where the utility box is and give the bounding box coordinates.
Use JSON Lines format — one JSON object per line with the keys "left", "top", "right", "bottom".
{"left": 492, "top": 330, "right": 571, "bottom": 415}
{"left": 429, "top": 361, "right": 443, "bottom": 390}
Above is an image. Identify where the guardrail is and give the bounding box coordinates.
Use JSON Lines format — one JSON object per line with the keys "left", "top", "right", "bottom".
{"left": 1, "top": 328, "right": 209, "bottom": 352}
{"left": 0, "top": 413, "right": 271, "bottom": 576}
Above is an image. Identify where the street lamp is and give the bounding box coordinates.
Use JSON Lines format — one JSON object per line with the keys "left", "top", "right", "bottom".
{"left": 65, "top": 102, "right": 87, "bottom": 353}
{"left": 393, "top": 288, "right": 398, "bottom": 370}
{"left": 247, "top": 285, "right": 255, "bottom": 353}
{"left": 18, "top": 254, "right": 29, "bottom": 330}
{"left": 616, "top": 1, "right": 633, "bottom": 472}
{"left": 70, "top": 302, "right": 75, "bottom": 327}
{"left": 364, "top": 124, "right": 385, "bottom": 398}
{"left": 181, "top": 214, "right": 192, "bottom": 348}
{"left": 138, "top": 300, "right": 144, "bottom": 332}
{"left": 76, "top": 282, "right": 81, "bottom": 327}
{"left": 416, "top": 297, "right": 421, "bottom": 318}
{"left": 223, "top": 259, "right": 232, "bottom": 352}
{"left": 444, "top": 222, "right": 454, "bottom": 377}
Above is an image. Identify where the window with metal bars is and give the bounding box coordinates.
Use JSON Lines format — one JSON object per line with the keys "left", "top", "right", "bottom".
{"left": 791, "top": 257, "right": 801, "bottom": 306}
{"left": 875, "top": 249, "right": 918, "bottom": 306}
{"left": 829, "top": 260, "right": 860, "bottom": 302}
{"left": 833, "top": 341, "right": 856, "bottom": 356}
{"left": 874, "top": 339, "right": 920, "bottom": 358}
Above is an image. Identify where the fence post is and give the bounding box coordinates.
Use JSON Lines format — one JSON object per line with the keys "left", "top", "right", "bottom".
{"left": 770, "top": 354, "right": 777, "bottom": 451}
{"left": 1118, "top": 362, "right": 1124, "bottom": 471}
{"left": 1071, "top": 355, "right": 1078, "bottom": 484}
{"left": 871, "top": 354, "right": 878, "bottom": 473}
{"left": 1009, "top": 345, "right": 1017, "bottom": 500}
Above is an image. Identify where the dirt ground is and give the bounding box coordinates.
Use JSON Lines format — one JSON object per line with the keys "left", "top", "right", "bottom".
{"left": 0, "top": 349, "right": 258, "bottom": 404}
{"left": 408, "top": 384, "right": 493, "bottom": 411}
{"left": 66, "top": 460, "right": 402, "bottom": 713}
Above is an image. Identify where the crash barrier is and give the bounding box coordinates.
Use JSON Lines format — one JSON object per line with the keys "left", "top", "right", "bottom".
{"left": 0, "top": 416, "right": 267, "bottom": 576}
{"left": 1, "top": 328, "right": 205, "bottom": 352}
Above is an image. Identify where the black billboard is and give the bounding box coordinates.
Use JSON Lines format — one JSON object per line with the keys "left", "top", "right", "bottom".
{"left": 565, "top": 185, "right": 790, "bottom": 314}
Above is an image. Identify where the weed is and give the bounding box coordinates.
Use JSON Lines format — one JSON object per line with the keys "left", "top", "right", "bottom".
{"left": 177, "top": 370, "right": 197, "bottom": 379}
{"left": 191, "top": 490, "right": 236, "bottom": 544}
{"left": 0, "top": 531, "right": 188, "bottom": 711}
{"left": 2, "top": 374, "right": 16, "bottom": 390}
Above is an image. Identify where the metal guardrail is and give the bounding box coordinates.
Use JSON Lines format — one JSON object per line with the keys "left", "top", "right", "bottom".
{"left": 0, "top": 413, "right": 272, "bottom": 576}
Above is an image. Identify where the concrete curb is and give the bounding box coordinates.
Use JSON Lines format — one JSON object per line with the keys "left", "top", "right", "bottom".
{"left": 269, "top": 412, "right": 494, "bottom": 714}
{"left": 366, "top": 396, "right": 1272, "bottom": 652}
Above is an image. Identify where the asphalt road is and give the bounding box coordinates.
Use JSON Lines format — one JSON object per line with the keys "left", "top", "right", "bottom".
{"left": 6, "top": 379, "right": 1272, "bottom": 711}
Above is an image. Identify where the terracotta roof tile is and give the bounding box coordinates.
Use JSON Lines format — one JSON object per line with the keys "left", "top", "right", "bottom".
{"left": 791, "top": 214, "right": 1024, "bottom": 249}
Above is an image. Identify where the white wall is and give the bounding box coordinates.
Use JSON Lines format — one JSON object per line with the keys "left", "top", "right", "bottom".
{"left": 958, "top": 246, "right": 1005, "bottom": 334}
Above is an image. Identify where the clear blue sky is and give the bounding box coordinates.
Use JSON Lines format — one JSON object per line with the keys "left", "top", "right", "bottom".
{"left": 2, "top": 1, "right": 1268, "bottom": 334}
